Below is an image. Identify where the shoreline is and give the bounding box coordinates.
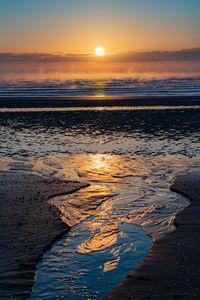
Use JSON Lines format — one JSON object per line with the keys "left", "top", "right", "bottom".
{"left": 1, "top": 170, "right": 200, "bottom": 299}
{"left": 102, "top": 173, "right": 200, "bottom": 299}
{"left": 0, "top": 95, "right": 200, "bottom": 109}
{"left": 1, "top": 95, "right": 200, "bottom": 101}
{"left": 0, "top": 171, "right": 89, "bottom": 299}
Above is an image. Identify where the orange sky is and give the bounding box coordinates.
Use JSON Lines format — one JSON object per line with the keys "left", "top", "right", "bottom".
{"left": 0, "top": 0, "right": 200, "bottom": 54}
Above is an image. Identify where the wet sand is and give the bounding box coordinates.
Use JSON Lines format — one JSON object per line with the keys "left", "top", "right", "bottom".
{"left": 1, "top": 95, "right": 200, "bottom": 109}
{"left": 103, "top": 173, "right": 200, "bottom": 299}
{"left": 0, "top": 171, "right": 88, "bottom": 299}
{"left": 1, "top": 170, "right": 200, "bottom": 299}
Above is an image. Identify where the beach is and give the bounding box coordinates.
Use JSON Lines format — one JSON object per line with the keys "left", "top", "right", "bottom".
{"left": 0, "top": 171, "right": 88, "bottom": 298}
{"left": 1, "top": 170, "right": 200, "bottom": 299}
{"left": 1, "top": 0, "right": 200, "bottom": 298}
{"left": 103, "top": 173, "right": 200, "bottom": 299}
{"left": 1, "top": 97, "right": 200, "bottom": 298}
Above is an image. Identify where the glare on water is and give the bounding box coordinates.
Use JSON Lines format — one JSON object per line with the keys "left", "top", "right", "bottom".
{"left": 1, "top": 154, "right": 200, "bottom": 299}
{"left": 1, "top": 103, "right": 200, "bottom": 299}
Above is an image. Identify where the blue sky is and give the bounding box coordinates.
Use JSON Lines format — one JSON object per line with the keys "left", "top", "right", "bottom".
{"left": 0, "top": 0, "right": 199, "bottom": 53}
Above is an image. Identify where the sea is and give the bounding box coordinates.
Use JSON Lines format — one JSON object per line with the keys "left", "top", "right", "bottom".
{"left": 1, "top": 64, "right": 200, "bottom": 299}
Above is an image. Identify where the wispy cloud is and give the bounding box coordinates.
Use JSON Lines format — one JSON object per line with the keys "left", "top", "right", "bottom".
{"left": 109, "top": 48, "right": 200, "bottom": 62}
{"left": 0, "top": 48, "right": 200, "bottom": 63}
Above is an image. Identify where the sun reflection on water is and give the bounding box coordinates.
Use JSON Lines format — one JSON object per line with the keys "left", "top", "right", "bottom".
{"left": 3, "top": 154, "right": 199, "bottom": 299}
{"left": 75, "top": 154, "right": 133, "bottom": 183}
{"left": 103, "top": 257, "right": 120, "bottom": 272}
{"left": 77, "top": 224, "right": 120, "bottom": 254}
{"left": 91, "top": 154, "right": 110, "bottom": 169}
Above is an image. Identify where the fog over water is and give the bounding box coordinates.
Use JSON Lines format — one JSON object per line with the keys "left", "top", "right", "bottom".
{"left": 1, "top": 56, "right": 200, "bottom": 299}
{"left": 0, "top": 61, "right": 200, "bottom": 97}
{"left": 1, "top": 1, "right": 200, "bottom": 298}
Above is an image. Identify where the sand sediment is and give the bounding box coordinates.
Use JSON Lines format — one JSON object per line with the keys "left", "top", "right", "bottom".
{"left": 102, "top": 173, "right": 200, "bottom": 299}
{"left": 0, "top": 171, "right": 88, "bottom": 299}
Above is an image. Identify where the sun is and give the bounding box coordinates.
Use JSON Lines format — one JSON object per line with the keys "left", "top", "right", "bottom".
{"left": 94, "top": 46, "right": 105, "bottom": 56}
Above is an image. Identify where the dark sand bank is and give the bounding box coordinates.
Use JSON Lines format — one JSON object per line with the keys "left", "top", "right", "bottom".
{"left": 0, "top": 95, "right": 200, "bottom": 109}
{"left": 0, "top": 171, "right": 88, "bottom": 299}
{"left": 103, "top": 173, "right": 200, "bottom": 299}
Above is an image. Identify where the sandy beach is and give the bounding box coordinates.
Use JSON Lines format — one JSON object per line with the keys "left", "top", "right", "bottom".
{"left": 1, "top": 169, "right": 200, "bottom": 299}
{"left": 1, "top": 1, "right": 200, "bottom": 299}
{"left": 103, "top": 173, "right": 200, "bottom": 299}
{"left": 1, "top": 96, "right": 200, "bottom": 110}
{"left": 0, "top": 171, "right": 88, "bottom": 299}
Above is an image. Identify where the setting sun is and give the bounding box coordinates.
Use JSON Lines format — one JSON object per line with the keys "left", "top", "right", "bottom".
{"left": 94, "top": 47, "right": 105, "bottom": 56}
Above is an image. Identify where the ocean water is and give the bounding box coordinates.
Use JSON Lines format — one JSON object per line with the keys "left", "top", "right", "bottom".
{"left": 1, "top": 104, "right": 200, "bottom": 157}
{"left": 0, "top": 77, "right": 200, "bottom": 98}
{"left": 1, "top": 59, "right": 200, "bottom": 299}
{"left": 1, "top": 101, "right": 200, "bottom": 299}
{"left": 0, "top": 60, "right": 200, "bottom": 98}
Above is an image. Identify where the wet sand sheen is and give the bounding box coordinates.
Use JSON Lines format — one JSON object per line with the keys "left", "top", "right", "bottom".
{"left": 103, "top": 173, "right": 200, "bottom": 299}
{"left": 28, "top": 154, "right": 196, "bottom": 299}
{"left": 0, "top": 156, "right": 200, "bottom": 299}
{"left": 1, "top": 105, "right": 200, "bottom": 113}
{"left": 0, "top": 171, "right": 89, "bottom": 299}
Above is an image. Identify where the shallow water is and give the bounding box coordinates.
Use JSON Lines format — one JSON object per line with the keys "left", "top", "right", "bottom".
{"left": 2, "top": 154, "right": 200, "bottom": 299}
{"left": 1, "top": 105, "right": 200, "bottom": 157}
{"left": 1, "top": 103, "right": 200, "bottom": 299}
{"left": 1, "top": 75, "right": 200, "bottom": 97}
{"left": 1, "top": 60, "right": 200, "bottom": 98}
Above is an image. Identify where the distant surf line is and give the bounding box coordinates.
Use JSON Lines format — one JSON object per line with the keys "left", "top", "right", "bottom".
{"left": 1, "top": 105, "right": 200, "bottom": 113}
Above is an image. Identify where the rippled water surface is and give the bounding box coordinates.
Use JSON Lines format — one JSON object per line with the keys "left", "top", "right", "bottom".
{"left": 2, "top": 154, "right": 200, "bottom": 299}
{"left": 1, "top": 60, "right": 200, "bottom": 98}
{"left": 1, "top": 77, "right": 200, "bottom": 97}
{"left": 1, "top": 105, "right": 200, "bottom": 157}
{"left": 1, "top": 103, "right": 200, "bottom": 299}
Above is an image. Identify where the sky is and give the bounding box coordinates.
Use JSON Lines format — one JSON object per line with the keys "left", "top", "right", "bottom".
{"left": 0, "top": 0, "right": 200, "bottom": 54}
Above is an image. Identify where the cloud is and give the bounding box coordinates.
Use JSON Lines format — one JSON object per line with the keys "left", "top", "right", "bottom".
{"left": 0, "top": 48, "right": 200, "bottom": 63}
{"left": 111, "top": 48, "right": 200, "bottom": 62}
{"left": 0, "top": 53, "right": 93, "bottom": 62}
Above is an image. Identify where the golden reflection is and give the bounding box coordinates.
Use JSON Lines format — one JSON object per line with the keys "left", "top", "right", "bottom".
{"left": 83, "top": 197, "right": 115, "bottom": 233}
{"left": 103, "top": 258, "right": 120, "bottom": 272}
{"left": 91, "top": 154, "right": 110, "bottom": 171}
{"left": 37, "top": 153, "right": 132, "bottom": 184}
{"left": 74, "top": 153, "right": 132, "bottom": 183}
{"left": 77, "top": 224, "right": 119, "bottom": 254}
{"left": 1, "top": 105, "right": 200, "bottom": 113}
{"left": 76, "top": 154, "right": 119, "bottom": 182}
{"left": 50, "top": 183, "right": 116, "bottom": 227}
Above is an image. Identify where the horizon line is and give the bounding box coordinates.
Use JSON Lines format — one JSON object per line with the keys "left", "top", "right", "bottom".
{"left": 0, "top": 47, "right": 200, "bottom": 63}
